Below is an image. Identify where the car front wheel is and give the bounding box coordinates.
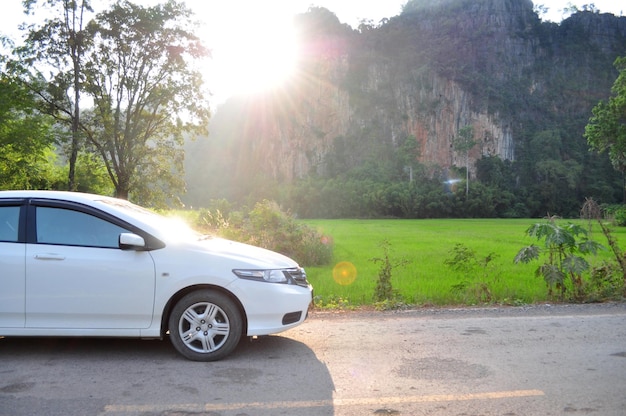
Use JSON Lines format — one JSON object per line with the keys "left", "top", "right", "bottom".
{"left": 168, "top": 290, "right": 243, "bottom": 361}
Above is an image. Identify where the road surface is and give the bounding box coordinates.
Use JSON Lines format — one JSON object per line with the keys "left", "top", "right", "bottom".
{"left": 1, "top": 303, "right": 625, "bottom": 415}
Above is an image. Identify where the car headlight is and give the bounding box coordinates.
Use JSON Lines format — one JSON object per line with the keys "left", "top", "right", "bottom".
{"left": 233, "top": 269, "right": 289, "bottom": 283}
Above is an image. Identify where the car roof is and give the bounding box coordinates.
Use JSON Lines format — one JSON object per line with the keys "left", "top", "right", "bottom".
{"left": 0, "top": 190, "right": 151, "bottom": 211}
{"left": 0, "top": 190, "right": 111, "bottom": 203}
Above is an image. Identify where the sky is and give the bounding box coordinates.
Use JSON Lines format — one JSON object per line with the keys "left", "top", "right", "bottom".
{"left": 1, "top": 0, "right": 624, "bottom": 106}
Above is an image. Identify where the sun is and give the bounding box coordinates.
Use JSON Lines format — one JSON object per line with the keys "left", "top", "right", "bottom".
{"left": 218, "top": 24, "right": 297, "bottom": 95}
{"left": 198, "top": 2, "right": 299, "bottom": 102}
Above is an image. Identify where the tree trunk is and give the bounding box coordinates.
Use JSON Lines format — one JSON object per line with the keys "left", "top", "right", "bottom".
{"left": 68, "top": 75, "right": 80, "bottom": 191}
{"left": 115, "top": 185, "right": 129, "bottom": 200}
{"left": 67, "top": 8, "right": 84, "bottom": 192}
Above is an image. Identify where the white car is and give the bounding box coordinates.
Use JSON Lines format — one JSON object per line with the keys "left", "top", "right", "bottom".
{"left": 0, "top": 190, "right": 313, "bottom": 361}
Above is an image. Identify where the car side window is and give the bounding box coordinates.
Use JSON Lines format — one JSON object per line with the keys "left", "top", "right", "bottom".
{"left": 0, "top": 206, "right": 20, "bottom": 242}
{"left": 36, "top": 207, "right": 129, "bottom": 248}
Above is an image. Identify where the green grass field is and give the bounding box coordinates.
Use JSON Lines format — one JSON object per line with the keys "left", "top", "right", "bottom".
{"left": 301, "top": 219, "right": 626, "bottom": 308}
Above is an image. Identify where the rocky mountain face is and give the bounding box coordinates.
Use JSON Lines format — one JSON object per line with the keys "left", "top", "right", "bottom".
{"left": 185, "top": 0, "right": 626, "bottom": 205}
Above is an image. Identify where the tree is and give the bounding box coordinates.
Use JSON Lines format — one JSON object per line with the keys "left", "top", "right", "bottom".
{"left": 17, "top": 0, "right": 93, "bottom": 191}
{"left": 585, "top": 56, "right": 626, "bottom": 202}
{"left": 522, "top": 129, "right": 583, "bottom": 216}
{"left": 452, "top": 125, "right": 476, "bottom": 197}
{"left": 81, "top": 0, "right": 210, "bottom": 203}
{"left": 0, "top": 74, "right": 60, "bottom": 189}
{"left": 397, "top": 135, "right": 420, "bottom": 183}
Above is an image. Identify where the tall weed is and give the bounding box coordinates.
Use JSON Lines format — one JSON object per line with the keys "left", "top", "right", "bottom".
{"left": 444, "top": 243, "right": 500, "bottom": 304}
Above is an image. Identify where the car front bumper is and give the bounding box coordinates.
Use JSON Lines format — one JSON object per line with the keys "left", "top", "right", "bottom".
{"left": 228, "top": 279, "right": 313, "bottom": 336}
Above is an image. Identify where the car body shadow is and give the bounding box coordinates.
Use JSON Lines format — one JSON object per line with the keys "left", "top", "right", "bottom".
{"left": 0, "top": 334, "right": 335, "bottom": 415}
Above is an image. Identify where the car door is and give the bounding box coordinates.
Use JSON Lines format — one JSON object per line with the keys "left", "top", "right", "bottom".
{"left": 25, "top": 202, "right": 156, "bottom": 330}
{"left": 0, "top": 201, "right": 25, "bottom": 328}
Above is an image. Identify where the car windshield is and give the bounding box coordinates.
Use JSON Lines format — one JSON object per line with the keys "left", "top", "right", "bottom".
{"left": 97, "top": 197, "right": 202, "bottom": 241}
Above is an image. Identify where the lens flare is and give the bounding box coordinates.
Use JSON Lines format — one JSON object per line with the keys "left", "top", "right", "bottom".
{"left": 332, "top": 261, "right": 357, "bottom": 286}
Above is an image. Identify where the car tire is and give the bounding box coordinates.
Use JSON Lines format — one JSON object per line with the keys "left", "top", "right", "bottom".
{"left": 168, "top": 290, "right": 242, "bottom": 361}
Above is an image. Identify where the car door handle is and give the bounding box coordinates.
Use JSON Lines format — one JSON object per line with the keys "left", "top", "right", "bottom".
{"left": 34, "top": 253, "right": 66, "bottom": 261}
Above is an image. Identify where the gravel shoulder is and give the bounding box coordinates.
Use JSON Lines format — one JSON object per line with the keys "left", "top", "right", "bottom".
{"left": 307, "top": 301, "right": 626, "bottom": 320}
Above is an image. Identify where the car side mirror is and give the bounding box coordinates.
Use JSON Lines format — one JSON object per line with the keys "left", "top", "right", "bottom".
{"left": 119, "top": 232, "right": 146, "bottom": 250}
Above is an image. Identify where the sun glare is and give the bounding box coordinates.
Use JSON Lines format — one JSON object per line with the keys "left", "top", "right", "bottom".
{"left": 200, "top": 3, "right": 299, "bottom": 101}
{"left": 222, "top": 24, "right": 297, "bottom": 94}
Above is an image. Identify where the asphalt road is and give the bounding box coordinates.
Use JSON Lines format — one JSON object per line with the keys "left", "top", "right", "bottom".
{"left": 1, "top": 303, "right": 625, "bottom": 416}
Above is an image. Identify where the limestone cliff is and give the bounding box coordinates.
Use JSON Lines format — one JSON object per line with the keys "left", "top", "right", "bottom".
{"left": 185, "top": 0, "right": 626, "bottom": 204}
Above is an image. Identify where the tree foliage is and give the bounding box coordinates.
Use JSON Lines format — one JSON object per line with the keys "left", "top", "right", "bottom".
{"left": 585, "top": 56, "right": 626, "bottom": 199}
{"left": 0, "top": 75, "right": 60, "bottom": 189}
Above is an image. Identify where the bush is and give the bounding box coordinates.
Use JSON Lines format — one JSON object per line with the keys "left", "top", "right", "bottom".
{"left": 613, "top": 206, "right": 626, "bottom": 226}
{"left": 600, "top": 204, "right": 626, "bottom": 226}
{"left": 197, "top": 200, "right": 334, "bottom": 267}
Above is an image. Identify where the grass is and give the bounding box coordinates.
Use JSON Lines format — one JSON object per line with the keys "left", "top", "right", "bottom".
{"left": 301, "top": 219, "right": 626, "bottom": 308}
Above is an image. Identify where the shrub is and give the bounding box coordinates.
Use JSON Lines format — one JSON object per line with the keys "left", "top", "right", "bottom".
{"left": 197, "top": 200, "right": 334, "bottom": 267}
{"left": 600, "top": 204, "right": 626, "bottom": 225}
{"left": 613, "top": 206, "right": 626, "bottom": 226}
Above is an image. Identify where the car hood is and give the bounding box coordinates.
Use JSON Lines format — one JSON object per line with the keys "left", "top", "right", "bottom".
{"left": 190, "top": 236, "right": 298, "bottom": 269}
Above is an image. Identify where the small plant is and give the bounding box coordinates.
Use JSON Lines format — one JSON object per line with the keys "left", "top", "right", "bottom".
{"left": 373, "top": 298, "right": 410, "bottom": 311}
{"left": 581, "top": 198, "right": 626, "bottom": 298}
{"left": 370, "top": 240, "right": 409, "bottom": 304}
{"left": 444, "top": 243, "right": 499, "bottom": 303}
{"left": 514, "top": 216, "right": 604, "bottom": 301}
{"left": 313, "top": 295, "right": 356, "bottom": 310}
{"left": 588, "top": 262, "right": 624, "bottom": 301}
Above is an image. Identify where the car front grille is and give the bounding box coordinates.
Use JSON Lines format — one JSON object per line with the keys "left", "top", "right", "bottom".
{"left": 286, "top": 267, "right": 309, "bottom": 287}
